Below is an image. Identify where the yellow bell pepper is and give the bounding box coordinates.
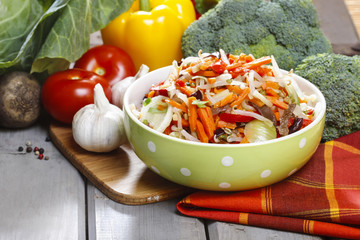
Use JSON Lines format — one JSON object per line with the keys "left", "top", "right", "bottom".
{"left": 101, "top": 0, "right": 196, "bottom": 71}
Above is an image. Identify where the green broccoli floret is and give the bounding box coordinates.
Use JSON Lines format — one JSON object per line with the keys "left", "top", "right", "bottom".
{"left": 182, "top": 0, "right": 333, "bottom": 70}
{"left": 295, "top": 53, "right": 360, "bottom": 142}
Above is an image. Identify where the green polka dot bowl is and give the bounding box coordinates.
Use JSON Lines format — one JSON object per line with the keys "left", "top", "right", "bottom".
{"left": 123, "top": 66, "right": 326, "bottom": 191}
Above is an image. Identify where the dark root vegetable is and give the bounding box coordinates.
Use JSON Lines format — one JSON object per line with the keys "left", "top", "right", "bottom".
{"left": 0, "top": 71, "right": 41, "bottom": 128}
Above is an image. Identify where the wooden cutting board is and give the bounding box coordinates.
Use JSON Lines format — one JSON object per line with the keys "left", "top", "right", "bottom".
{"left": 49, "top": 121, "right": 194, "bottom": 205}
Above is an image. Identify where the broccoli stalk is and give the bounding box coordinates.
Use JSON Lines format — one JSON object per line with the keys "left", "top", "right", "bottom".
{"left": 295, "top": 53, "right": 360, "bottom": 142}
{"left": 182, "top": 0, "right": 333, "bottom": 71}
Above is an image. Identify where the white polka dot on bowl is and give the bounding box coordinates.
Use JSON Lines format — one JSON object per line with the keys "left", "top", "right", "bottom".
{"left": 221, "top": 156, "right": 234, "bottom": 167}
{"left": 219, "top": 182, "right": 231, "bottom": 188}
{"left": 261, "top": 169, "right": 271, "bottom": 178}
{"left": 147, "top": 141, "right": 156, "bottom": 152}
{"left": 180, "top": 168, "right": 191, "bottom": 176}
{"left": 299, "top": 138, "right": 307, "bottom": 149}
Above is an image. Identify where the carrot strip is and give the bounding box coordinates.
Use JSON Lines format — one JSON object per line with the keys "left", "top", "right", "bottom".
{"left": 230, "top": 87, "right": 250, "bottom": 108}
{"left": 266, "top": 96, "right": 289, "bottom": 110}
{"left": 226, "top": 85, "right": 243, "bottom": 95}
{"left": 195, "top": 70, "right": 218, "bottom": 77}
{"left": 227, "top": 56, "right": 271, "bottom": 70}
{"left": 196, "top": 120, "right": 209, "bottom": 143}
{"left": 202, "top": 70, "right": 218, "bottom": 77}
{"left": 213, "top": 87, "right": 225, "bottom": 94}
{"left": 165, "top": 99, "right": 187, "bottom": 112}
{"left": 243, "top": 56, "right": 272, "bottom": 70}
{"left": 198, "top": 107, "right": 216, "bottom": 138}
{"left": 217, "top": 120, "right": 236, "bottom": 129}
{"left": 226, "top": 61, "right": 243, "bottom": 70}
{"left": 188, "top": 97, "right": 198, "bottom": 132}
{"left": 240, "top": 136, "right": 249, "bottom": 144}
{"left": 265, "top": 81, "right": 280, "bottom": 89}
{"left": 274, "top": 111, "right": 280, "bottom": 121}
{"left": 208, "top": 77, "right": 216, "bottom": 84}
{"left": 249, "top": 96, "right": 265, "bottom": 107}
{"left": 205, "top": 107, "right": 216, "bottom": 134}
{"left": 147, "top": 90, "right": 155, "bottom": 98}
{"left": 245, "top": 55, "right": 255, "bottom": 62}
{"left": 200, "top": 59, "right": 214, "bottom": 70}
{"left": 266, "top": 88, "right": 279, "bottom": 98}
{"left": 214, "top": 92, "right": 235, "bottom": 108}
{"left": 178, "top": 86, "right": 193, "bottom": 96}
{"left": 238, "top": 53, "right": 247, "bottom": 61}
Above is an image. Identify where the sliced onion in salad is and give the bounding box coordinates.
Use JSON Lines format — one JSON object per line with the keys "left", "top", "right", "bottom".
{"left": 244, "top": 119, "right": 277, "bottom": 143}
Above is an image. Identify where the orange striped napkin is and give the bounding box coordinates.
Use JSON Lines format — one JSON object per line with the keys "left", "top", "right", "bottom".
{"left": 177, "top": 131, "right": 360, "bottom": 239}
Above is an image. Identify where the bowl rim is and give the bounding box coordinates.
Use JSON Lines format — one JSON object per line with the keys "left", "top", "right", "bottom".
{"left": 123, "top": 65, "right": 326, "bottom": 148}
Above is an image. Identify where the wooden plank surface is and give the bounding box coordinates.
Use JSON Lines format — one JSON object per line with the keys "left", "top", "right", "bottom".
{"left": 207, "top": 221, "right": 322, "bottom": 240}
{"left": 314, "top": 0, "right": 360, "bottom": 55}
{"left": 0, "top": 116, "right": 86, "bottom": 240}
{"left": 345, "top": 0, "right": 360, "bottom": 38}
{"left": 87, "top": 184, "right": 207, "bottom": 240}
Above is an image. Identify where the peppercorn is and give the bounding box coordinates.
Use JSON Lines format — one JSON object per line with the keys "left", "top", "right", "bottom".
{"left": 18, "top": 146, "right": 24, "bottom": 152}
{"left": 26, "top": 141, "right": 31, "bottom": 146}
{"left": 38, "top": 154, "right": 44, "bottom": 160}
{"left": 33, "top": 147, "right": 39, "bottom": 152}
{"left": 39, "top": 148, "right": 44, "bottom": 154}
{"left": 26, "top": 147, "right": 32, "bottom": 153}
{"left": 45, "top": 136, "right": 51, "bottom": 142}
{"left": 44, "top": 156, "right": 50, "bottom": 160}
{"left": 35, "top": 151, "right": 40, "bottom": 155}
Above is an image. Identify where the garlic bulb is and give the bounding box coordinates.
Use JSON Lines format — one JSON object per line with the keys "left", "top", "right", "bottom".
{"left": 112, "top": 64, "right": 149, "bottom": 109}
{"left": 72, "top": 83, "right": 126, "bottom": 152}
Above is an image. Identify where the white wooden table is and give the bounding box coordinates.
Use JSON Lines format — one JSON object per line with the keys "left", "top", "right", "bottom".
{"left": 0, "top": 0, "right": 358, "bottom": 239}
{"left": 0, "top": 116, "right": 325, "bottom": 240}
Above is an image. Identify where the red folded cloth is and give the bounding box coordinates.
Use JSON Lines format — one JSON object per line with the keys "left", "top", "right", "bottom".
{"left": 177, "top": 131, "right": 360, "bottom": 239}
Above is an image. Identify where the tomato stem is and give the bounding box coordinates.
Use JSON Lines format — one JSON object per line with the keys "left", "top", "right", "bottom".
{"left": 139, "top": 0, "right": 151, "bottom": 12}
{"left": 95, "top": 67, "right": 105, "bottom": 76}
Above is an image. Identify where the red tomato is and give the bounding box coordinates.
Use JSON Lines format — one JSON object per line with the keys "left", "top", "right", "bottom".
{"left": 41, "top": 69, "right": 112, "bottom": 124}
{"left": 74, "top": 45, "right": 136, "bottom": 86}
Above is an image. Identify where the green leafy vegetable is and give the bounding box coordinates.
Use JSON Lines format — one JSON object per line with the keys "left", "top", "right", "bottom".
{"left": 0, "top": 0, "right": 134, "bottom": 77}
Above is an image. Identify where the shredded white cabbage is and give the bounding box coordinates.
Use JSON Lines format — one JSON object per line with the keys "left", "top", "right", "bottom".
{"left": 135, "top": 50, "right": 317, "bottom": 144}
{"left": 232, "top": 109, "right": 274, "bottom": 127}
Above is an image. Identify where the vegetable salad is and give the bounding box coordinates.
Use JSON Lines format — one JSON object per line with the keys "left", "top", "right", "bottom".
{"left": 132, "top": 50, "right": 319, "bottom": 144}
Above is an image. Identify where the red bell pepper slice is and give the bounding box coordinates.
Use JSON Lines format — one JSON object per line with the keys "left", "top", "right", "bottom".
{"left": 211, "top": 60, "right": 227, "bottom": 74}
{"left": 219, "top": 113, "right": 254, "bottom": 123}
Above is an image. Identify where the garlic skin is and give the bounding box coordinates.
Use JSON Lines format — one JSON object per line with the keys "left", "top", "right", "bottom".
{"left": 112, "top": 64, "right": 149, "bottom": 109}
{"left": 72, "top": 83, "right": 126, "bottom": 152}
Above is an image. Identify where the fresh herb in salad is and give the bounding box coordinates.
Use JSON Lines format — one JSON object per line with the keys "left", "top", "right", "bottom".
{"left": 132, "top": 50, "right": 319, "bottom": 144}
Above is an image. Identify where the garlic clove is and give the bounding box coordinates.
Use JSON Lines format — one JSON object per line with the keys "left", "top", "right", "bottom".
{"left": 111, "top": 64, "right": 149, "bottom": 109}
{"left": 72, "top": 83, "right": 126, "bottom": 153}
